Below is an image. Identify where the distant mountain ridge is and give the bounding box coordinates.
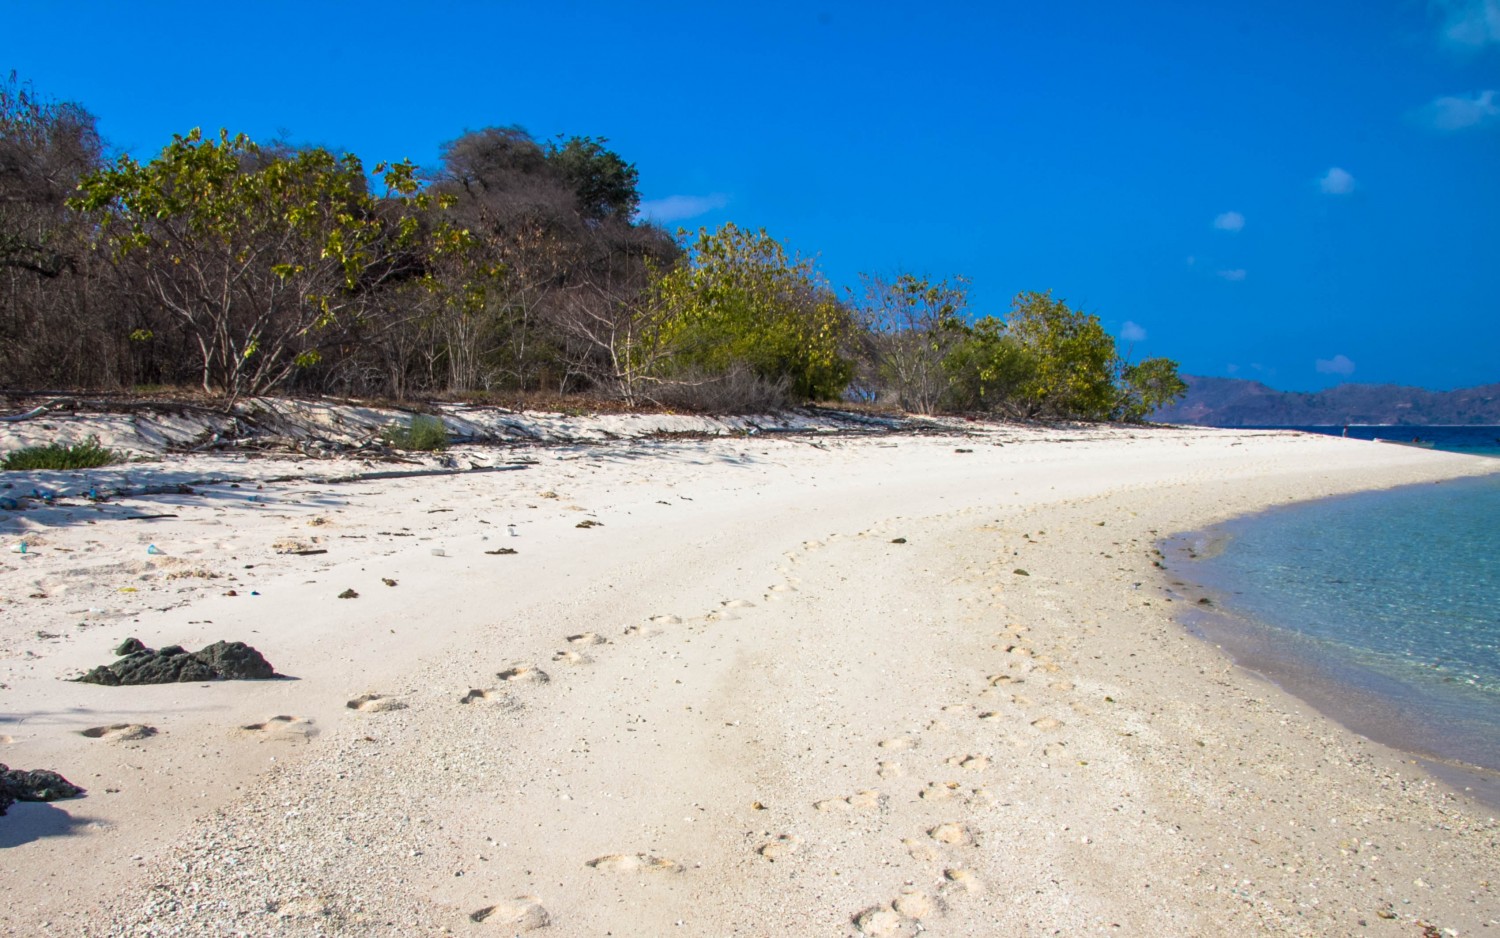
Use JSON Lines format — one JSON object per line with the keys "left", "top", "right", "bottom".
{"left": 1153, "top": 376, "right": 1500, "bottom": 426}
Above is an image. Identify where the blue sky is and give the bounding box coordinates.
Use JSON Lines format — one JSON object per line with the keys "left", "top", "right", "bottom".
{"left": 5, "top": 0, "right": 1497, "bottom": 391}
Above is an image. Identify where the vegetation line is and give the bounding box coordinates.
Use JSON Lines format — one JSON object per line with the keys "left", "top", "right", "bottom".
{"left": 2, "top": 74, "right": 1184, "bottom": 422}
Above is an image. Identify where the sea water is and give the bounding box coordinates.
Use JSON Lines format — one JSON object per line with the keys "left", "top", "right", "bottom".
{"left": 1276, "top": 424, "right": 1500, "bottom": 458}
{"left": 1179, "top": 472, "right": 1500, "bottom": 796}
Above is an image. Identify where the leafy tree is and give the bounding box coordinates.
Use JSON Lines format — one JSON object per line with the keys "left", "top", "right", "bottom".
{"left": 73, "top": 129, "right": 439, "bottom": 398}
{"left": 1003, "top": 290, "right": 1119, "bottom": 419}
{"left": 853, "top": 273, "right": 969, "bottom": 414}
{"left": 646, "top": 223, "right": 853, "bottom": 402}
{"left": 1116, "top": 356, "right": 1188, "bottom": 421}
{"left": 941, "top": 315, "right": 1035, "bottom": 414}
{"left": 547, "top": 135, "right": 640, "bottom": 223}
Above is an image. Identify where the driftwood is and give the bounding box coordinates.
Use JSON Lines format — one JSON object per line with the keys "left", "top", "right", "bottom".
{"left": 0, "top": 400, "right": 64, "bottom": 423}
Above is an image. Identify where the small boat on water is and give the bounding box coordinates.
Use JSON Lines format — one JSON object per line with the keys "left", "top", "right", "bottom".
{"left": 1374, "top": 437, "right": 1436, "bottom": 449}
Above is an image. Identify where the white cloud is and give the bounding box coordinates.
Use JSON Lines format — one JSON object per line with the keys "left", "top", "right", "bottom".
{"left": 636, "top": 193, "right": 729, "bottom": 223}
{"left": 1226, "top": 363, "right": 1240, "bottom": 374}
{"left": 1315, "top": 354, "right": 1356, "bottom": 376}
{"left": 1213, "top": 211, "right": 1245, "bottom": 232}
{"left": 1433, "top": 0, "right": 1500, "bottom": 48}
{"left": 1318, "top": 167, "right": 1356, "bottom": 195}
{"left": 1416, "top": 89, "right": 1500, "bottom": 130}
{"left": 1120, "top": 321, "right": 1147, "bottom": 342}
{"left": 1216, "top": 268, "right": 1247, "bottom": 282}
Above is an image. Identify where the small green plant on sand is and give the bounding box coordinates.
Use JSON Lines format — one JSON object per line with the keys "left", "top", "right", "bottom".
{"left": 380, "top": 414, "right": 449, "bottom": 451}
{"left": 2, "top": 436, "right": 121, "bottom": 470}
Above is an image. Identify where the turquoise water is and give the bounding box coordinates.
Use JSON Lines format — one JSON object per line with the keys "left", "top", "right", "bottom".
{"left": 1181, "top": 473, "right": 1500, "bottom": 779}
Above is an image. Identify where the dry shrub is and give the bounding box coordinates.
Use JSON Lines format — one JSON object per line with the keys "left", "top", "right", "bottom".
{"left": 645, "top": 365, "right": 791, "bottom": 414}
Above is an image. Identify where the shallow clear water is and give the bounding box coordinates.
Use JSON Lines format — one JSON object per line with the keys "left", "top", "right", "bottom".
{"left": 1183, "top": 473, "right": 1500, "bottom": 775}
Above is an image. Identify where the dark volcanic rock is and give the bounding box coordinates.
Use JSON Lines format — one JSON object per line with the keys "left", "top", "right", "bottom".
{"left": 75, "top": 640, "right": 279, "bottom": 685}
{"left": 195, "top": 641, "right": 276, "bottom": 680}
{"left": 113, "top": 636, "right": 147, "bottom": 656}
{"left": 0, "top": 764, "right": 85, "bottom": 815}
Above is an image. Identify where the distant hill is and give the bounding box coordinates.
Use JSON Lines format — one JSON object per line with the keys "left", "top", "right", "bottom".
{"left": 1152, "top": 376, "right": 1500, "bottom": 426}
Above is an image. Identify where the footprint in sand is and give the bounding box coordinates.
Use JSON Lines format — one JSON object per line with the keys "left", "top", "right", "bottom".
{"left": 945, "top": 754, "right": 990, "bottom": 771}
{"left": 1031, "top": 716, "right": 1064, "bottom": 731}
{"left": 815, "top": 790, "right": 881, "bottom": 813}
{"left": 273, "top": 896, "right": 333, "bottom": 920}
{"left": 757, "top": 834, "right": 803, "bottom": 861}
{"left": 470, "top": 896, "right": 550, "bottom": 930}
{"left": 928, "top": 822, "right": 973, "bottom": 846}
{"left": 459, "top": 688, "right": 521, "bottom": 710}
{"left": 920, "top": 781, "right": 961, "bottom": 801}
{"left": 902, "top": 837, "right": 942, "bottom": 862}
{"left": 648, "top": 614, "right": 681, "bottom": 625}
{"left": 346, "top": 694, "right": 407, "bottom": 713}
{"left": 876, "top": 761, "right": 905, "bottom": 779}
{"left": 878, "top": 736, "right": 916, "bottom": 751}
{"left": 238, "top": 715, "right": 316, "bottom": 742}
{"left": 585, "top": 853, "right": 682, "bottom": 874}
{"left": 551, "top": 649, "right": 591, "bottom": 665}
{"left": 941, "top": 867, "right": 983, "bottom": 896}
{"left": 496, "top": 664, "right": 549, "bottom": 684}
{"left": 80, "top": 723, "right": 157, "bottom": 741}
{"left": 721, "top": 599, "right": 756, "bottom": 609}
{"left": 892, "top": 888, "right": 935, "bottom": 921}
{"left": 969, "top": 788, "right": 998, "bottom": 807}
{"left": 853, "top": 905, "right": 904, "bottom": 936}
{"left": 566, "top": 632, "right": 607, "bottom": 646}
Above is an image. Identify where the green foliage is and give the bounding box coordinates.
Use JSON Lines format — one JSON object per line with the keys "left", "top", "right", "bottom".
{"left": 941, "top": 315, "right": 1036, "bottom": 413}
{"left": 646, "top": 223, "right": 854, "bottom": 401}
{"left": 1002, "top": 291, "right": 1120, "bottom": 420}
{"left": 2, "top": 435, "right": 119, "bottom": 470}
{"left": 70, "top": 128, "right": 440, "bottom": 398}
{"left": 546, "top": 136, "right": 640, "bottom": 222}
{"left": 1117, "top": 356, "right": 1189, "bottom": 421}
{"left": 380, "top": 414, "right": 449, "bottom": 451}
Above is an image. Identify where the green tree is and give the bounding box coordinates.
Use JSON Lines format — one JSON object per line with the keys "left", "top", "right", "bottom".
{"left": 1116, "top": 356, "right": 1188, "bottom": 422}
{"left": 546, "top": 136, "right": 640, "bottom": 223}
{"left": 941, "top": 315, "right": 1035, "bottom": 414}
{"left": 646, "top": 223, "right": 853, "bottom": 402}
{"left": 73, "top": 129, "right": 439, "bottom": 398}
{"left": 1003, "top": 290, "right": 1119, "bottom": 419}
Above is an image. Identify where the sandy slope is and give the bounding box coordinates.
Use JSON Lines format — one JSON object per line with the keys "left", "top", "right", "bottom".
{"left": 1, "top": 424, "right": 1496, "bottom": 936}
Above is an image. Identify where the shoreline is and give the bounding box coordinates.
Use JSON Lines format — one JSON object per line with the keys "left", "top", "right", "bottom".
{"left": 1164, "top": 477, "right": 1500, "bottom": 812}
{"left": 2, "top": 423, "right": 1498, "bottom": 935}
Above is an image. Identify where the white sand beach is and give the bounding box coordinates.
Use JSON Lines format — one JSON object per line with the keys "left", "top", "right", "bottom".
{"left": 1, "top": 416, "right": 1496, "bottom": 936}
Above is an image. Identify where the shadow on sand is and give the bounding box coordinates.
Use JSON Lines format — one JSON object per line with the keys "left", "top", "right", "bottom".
{"left": 0, "top": 799, "right": 97, "bottom": 848}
